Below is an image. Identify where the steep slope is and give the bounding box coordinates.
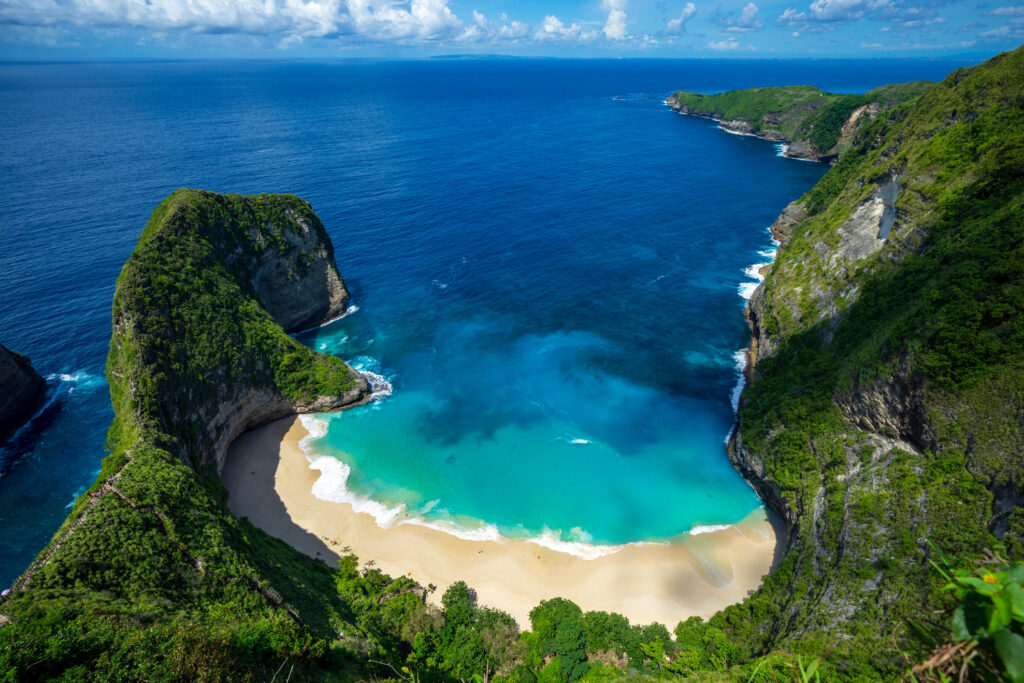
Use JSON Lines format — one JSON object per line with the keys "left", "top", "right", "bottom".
{"left": 0, "top": 344, "right": 46, "bottom": 445}
{"left": 0, "top": 190, "right": 372, "bottom": 678}
{"left": 713, "top": 46, "right": 1024, "bottom": 678}
{"left": 667, "top": 82, "right": 932, "bottom": 162}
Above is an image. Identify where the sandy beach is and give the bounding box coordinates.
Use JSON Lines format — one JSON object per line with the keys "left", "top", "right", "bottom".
{"left": 221, "top": 416, "right": 780, "bottom": 628}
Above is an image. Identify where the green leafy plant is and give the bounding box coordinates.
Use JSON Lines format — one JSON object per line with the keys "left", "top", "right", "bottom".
{"left": 913, "top": 551, "right": 1024, "bottom": 682}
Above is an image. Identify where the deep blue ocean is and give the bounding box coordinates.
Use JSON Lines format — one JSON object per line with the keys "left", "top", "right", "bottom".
{"left": 0, "top": 58, "right": 970, "bottom": 580}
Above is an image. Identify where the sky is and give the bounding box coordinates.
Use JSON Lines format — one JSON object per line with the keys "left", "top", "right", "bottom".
{"left": 0, "top": 0, "right": 1021, "bottom": 60}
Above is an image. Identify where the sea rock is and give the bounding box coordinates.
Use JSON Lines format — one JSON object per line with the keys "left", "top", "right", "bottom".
{"left": 246, "top": 206, "right": 352, "bottom": 333}
{"left": 0, "top": 345, "right": 46, "bottom": 445}
{"left": 768, "top": 200, "right": 807, "bottom": 243}
{"left": 719, "top": 119, "right": 755, "bottom": 135}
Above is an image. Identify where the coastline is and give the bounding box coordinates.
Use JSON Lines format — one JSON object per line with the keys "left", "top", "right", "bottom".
{"left": 664, "top": 98, "right": 830, "bottom": 164}
{"left": 222, "top": 416, "right": 780, "bottom": 628}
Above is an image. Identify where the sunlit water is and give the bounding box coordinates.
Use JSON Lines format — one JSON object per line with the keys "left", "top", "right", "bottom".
{"left": 0, "top": 58, "right": 967, "bottom": 580}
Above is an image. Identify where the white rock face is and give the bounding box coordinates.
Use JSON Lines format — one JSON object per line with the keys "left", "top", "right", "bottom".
{"left": 830, "top": 177, "right": 900, "bottom": 269}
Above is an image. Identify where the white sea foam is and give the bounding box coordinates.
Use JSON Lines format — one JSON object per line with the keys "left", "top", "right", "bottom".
{"left": 346, "top": 356, "right": 395, "bottom": 402}
{"left": 291, "top": 305, "right": 359, "bottom": 336}
{"left": 727, "top": 223, "right": 782, "bottom": 436}
{"left": 526, "top": 528, "right": 625, "bottom": 559}
{"left": 743, "top": 262, "right": 771, "bottom": 282}
{"left": 737, "top": 281, "right": 759, "bottom": 300}
{"left": 718, "top": 124, "right": 758, "bottom": 138}
{"left": 296, "top": 421, "right": 652, "bottom": 560}
{"left": 298, "top": 413, "right": 329, "bottom": 442}
{"left": 318, "top": 335, "right": 349, "bottom": 352}
{"left": 50, "top": 371, "right": 105, "bottom": 394}
{"left": 361, "top": 371, "right": 394, "bottom": 401}
{"left": 294, "top": 415, "right": 681, "bottom": 561}
{"left": 308, "top": 454, "right": 407, "bottom": 526}
{"left": 775, "top": 143, "right": 789, "bottom": 157}
{"left": 404, "top": 516, "right": 504, "bottom": 543}
{"left": 729, "top": 349, "right": 748, "bottom": 416}
{"left": 689, "top": 523, "right": 734, "bottom": 535}
{"left": 299, "top": 436, "right": 608, "bottom": 553}
{"left": 0, "top": 372, "right": 105, "bottom": 467}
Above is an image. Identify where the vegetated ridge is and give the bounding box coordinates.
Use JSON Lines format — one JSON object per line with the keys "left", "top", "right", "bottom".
{"left": 1, "top": 46, "right": 1022, "bottom": 681}
{"left": 720, "top": 45, "right": 1024, "bottom": 678}
{"left": 667, "top": 81, "right": 933, "bottom": 162}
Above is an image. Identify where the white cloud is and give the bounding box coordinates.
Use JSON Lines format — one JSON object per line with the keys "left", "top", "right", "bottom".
{"left": 534, "top": 14, "right": 598, "bottom": 42}
{"left": 347, "top": 0, "right": 462, "bottom": 40}
{"left": 860, "top": 38, "right": 977, "bottom": 48}
{"left": 601, "top": 0, "right": 629, "bottom": 40}
{"left": 715, "top": 2, "right": 764, "bottom": 31}
{"left": 779, "top": 0, "right": 943, "bottom": 31}
{"left": 981, "top": 20, "right": 1024, "bottom": 38}
{"left": 808, "top": 0, "right": 888, "bottom": 22}
{"left": 708, "top": 36, "right": 740, "bottom": 48}
{"left": 777, "top": 7, "right": 809, "bottom": 24}
{"left": 666, "top": 2, "right": 697, "bottom": 34}
{"left": 987, "top": 6, "right": 1024, "bottom": 15}
{"left": 457, "top": 10, "right": 529, "bottom": 42}
{"left": 604, "top": 9, "right": 628, "bottom": 39}
{"left": 0, "top": 0, "right": 474, "bottom": 43}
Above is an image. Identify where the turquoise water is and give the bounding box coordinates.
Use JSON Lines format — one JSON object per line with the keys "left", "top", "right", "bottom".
{"left": 2, "top": 59, "right": 968, "bottom": 582}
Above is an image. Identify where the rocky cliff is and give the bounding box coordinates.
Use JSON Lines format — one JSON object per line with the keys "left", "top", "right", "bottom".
{"left": 667, "top": 81, "right": 932, "bottom": 164}
{"left": 107, "top": 190, "right": 369, "bottom": 472}
{"left": 714, "top": 47, "right": 1024, "bottom": 676}
{"left": 0, "top": 344, "right": 46, "bottom": 445}
{"left": 2, "top": 191, "right": 371, "bottom": 667}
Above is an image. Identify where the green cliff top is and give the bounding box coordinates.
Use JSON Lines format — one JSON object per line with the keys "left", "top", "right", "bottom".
{"left": 670, "top": 81, "right": 933, "bottom": 158}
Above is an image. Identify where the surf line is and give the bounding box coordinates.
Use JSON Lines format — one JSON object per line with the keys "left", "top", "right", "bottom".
{"left": 290, "top": 304, "right": 360, "bottom": 337}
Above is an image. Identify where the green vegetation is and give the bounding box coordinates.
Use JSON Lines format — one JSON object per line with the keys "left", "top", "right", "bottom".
{"left": 714, "top": 45, "right": 1024, "bottom": 678}
{"left": 669, "top": 85, "right": 832, "bottom": 137}
{"left": 911, "top": 553, "right": 1024, "bottom": 682}
{"left": 669, "top": 81, "right": 932, "bottom": 158}
{"left": 0, "top": 190, "right": 369, "bottom": 679}
{"left": 2, "top": 47, "right": 1022, "bottom": 681}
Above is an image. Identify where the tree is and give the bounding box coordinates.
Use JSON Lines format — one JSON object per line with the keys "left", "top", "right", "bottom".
{"left": 529, "top": 598, "right": 583, "bottom": 655}
{"left": 442, "top": 581, "right": 476, "bottom": 631}
{"left": 551, "top": 619, "right": 588, "bottom": 681}
{"left": 581, "top": 611, "right": 630, "bottom": 655}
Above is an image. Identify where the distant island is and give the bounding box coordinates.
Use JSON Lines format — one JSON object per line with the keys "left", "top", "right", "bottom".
{"left": 1, "top": 46, "right": 1022, "bottom": 681}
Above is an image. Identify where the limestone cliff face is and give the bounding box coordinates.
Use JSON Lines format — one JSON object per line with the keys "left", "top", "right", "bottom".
{"left": 5, "top": 190, "right": 373, "bottom": 632}
{"left": 726, "top": 48, "right": 1024, "bottom": 654}
{"left": 107, "top": 190, "right": 370, "bottom": 472}
{"left": 242, "top": 206, "right": 352, "bottom": 333}
{"left": 0, "top": 344, "right": 46, "bottom": 444}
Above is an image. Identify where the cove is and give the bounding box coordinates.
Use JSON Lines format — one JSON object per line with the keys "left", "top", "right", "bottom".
{"left": 291, "top": 83, "right": 828, "bottom": 550}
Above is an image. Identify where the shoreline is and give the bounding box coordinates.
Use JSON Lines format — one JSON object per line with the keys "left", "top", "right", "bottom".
{"left": 222, "top": 415, "right": 780, "bottom": 628}
{"left": 663, "top": 99, "right": 829, "bottom": 164}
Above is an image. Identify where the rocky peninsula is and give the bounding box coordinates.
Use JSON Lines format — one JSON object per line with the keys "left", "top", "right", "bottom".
{"left": 666, "top": 81, "right": 932, "bottom": 163}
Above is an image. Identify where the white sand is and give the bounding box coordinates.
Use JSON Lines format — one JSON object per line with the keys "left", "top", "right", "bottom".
{"left": 221, "top": 416, "right": 779, "bottom": 628}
